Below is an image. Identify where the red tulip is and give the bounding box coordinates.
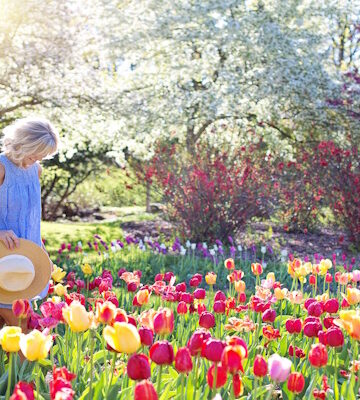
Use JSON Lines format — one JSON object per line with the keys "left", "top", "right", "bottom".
{"left": 304, "top": 321, "right": 322, "bottom": 338}
{"left": 285, "top": 318, "right": 302, "bottom": 334}
{"left": 304, "top": 298, "right": 317, "bottom": 310}
{"left": 232, "top": 373, "right": 243, "bottom": 397}
{"left": 175, "top": 282, "right": 187, "bottom": 292}
{"left": 193, "top": 288, "right": 206, "bottom": 300}
{"left": 197, "top": 303, "right": 207, "bottom": 315}
{"left": 206, "top": 363, "right": 228, "bottom": 389}
{"left": 193, "top": 273, "right": 202, "bottom": 283}
{"left": 307, "top": 302, "right": 323, "bottom": 317}
{"left": 155, "top": 273, "right": 164, "bottom": 281}
{"left": 323, "top": 316, "right": 335, "bottom": 329}
{"left": 127, "top": 354, "right": 151, "bottom": 380}
{"left": 325, "top": 327, "right": 344, "bottom": 348}
{"left": 180, "top": 292, "right": 193, "bottom": 304}
{"left": 225, "top": 258, "right": 235, "bottom": 270}
{"left": 287, "top": 372, "right": 305, "bottom": 393}
{"left": 12, "top": 299, "right": 30, "bottom": 319}
{"left": 153, "top": 308, "right": 174, "bottom": 335}
{"left": 199, "top": 312, "right": 215, "bottom": 329}
{"left": 325, "top": 273, "right": 333, "bottom": 283}
{"left": 227, "top": 337, "right": 248, "bottom": 358}
{"left": 253, "top": 355, "right": 267, "bottom": 377}
{"left": 187, "top": 329, "right": 211, "bottom": 356}
{"left": 139, "top": 327, "right": 154, "bottom": 347}
{"left": 324, "top": 298, "right": 339, "bottom": 314}
{"left": 309, "top": 275, "right": 316, "bottom": 285}
{"left": 164, "top": 272, "right": 174, "bottom": 282}
{"left": 175, "top": 347, "right": 193, "bottom": 373}
{"left": 213, "top": 301, "right": 226, "bottom": 314}
{"left": 127, "top": 315, "right": 137, "bottom": 327}
{"left": 238, "top": 292, "right": 246, "bottom": 303}
{"left": 150, "top": 341, "right": 174, "bottom": 365}
{"left": 177, "top": 301, "right": 188, "bottom": 315}
{"left": 262, "top": 309, "right": 276, "bottom": 323}
{"left": 189, "top": 277, "right": 200, "bottom": 287}
{"left": 134, "top": 380, "right": 158, "bottom": 400}
{"left": 309, "top": 344, "right": 328, "bottom": 368}
{"left": 202, "top": 339, "right": 226, "bottom": 362}
{"left": 288, "top": 345, "right": 305, "bottom": 359}
{"left": 214, "top": 291, "right": 226, "bottom": 302}
{"left": 127, "top": 282, "right": 138, "bottom": 292}
{"left": 221, "top": 345, "right": 246, "bottom": 374}
{"left": 10, "top": 381, "right": 34, "bottom": 400}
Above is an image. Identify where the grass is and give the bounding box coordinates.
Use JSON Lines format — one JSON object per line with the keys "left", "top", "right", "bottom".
{"left": 41, "top": 206, "right": 158, "bottom": 254}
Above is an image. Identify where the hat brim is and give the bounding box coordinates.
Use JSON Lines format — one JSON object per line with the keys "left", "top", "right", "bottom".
{"left": 0, "top": 239, "right": 52, "bottom": 304}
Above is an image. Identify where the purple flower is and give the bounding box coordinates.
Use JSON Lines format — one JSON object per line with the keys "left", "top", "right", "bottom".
{"left": 215, "top": 239, "right": 222, "bottom": 246}
{"left": 230, "top": 246, "right": 236, "bottom": 257}
{"left": 228, "top": 236, "right": 234, "bottom": 245}
{"left": 218, "top": 246, "right": 224, "bottom": 256}
{"left": 117, "top": 240, "right": 124, "bottom": 248}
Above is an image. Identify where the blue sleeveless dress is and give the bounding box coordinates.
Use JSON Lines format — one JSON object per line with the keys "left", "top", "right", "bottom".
{"left": 0, "top": 153, "right": 49, "bottom": 308}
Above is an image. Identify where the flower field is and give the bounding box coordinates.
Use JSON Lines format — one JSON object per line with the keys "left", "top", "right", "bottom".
{"left": 0, "top": 235, "right": 360, "bottom": 400}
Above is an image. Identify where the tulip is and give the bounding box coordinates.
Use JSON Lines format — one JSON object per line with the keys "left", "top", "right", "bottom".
{"left": 221, "top": 345, "right": 246, "bottom": 374}
{"left": 346, "top": 287, "right": 360, "bottom": 306}
{"left": 202, "top": 339, "right": 226, "bottom": 363}
{"left": 62, "top": 301, "right": 94, "bottom": 332}
{"left": 325, "top": 273, "right": 332, "bottom": 283}
{"left": 227, "top": 336, "right": 248, "bottom": 358}
{"left": 175, "top": 347, "right": 193, "bottom": 373}
{"left": 175, "top": 282, "right": 187, "bottom": 292}
{"left": 334, "top": 310, "right": 360, "bottom": 340}
{"left": 253, "top": 354, "right": 267, "bottom": 377}
{"left": 213, "top": 301, "right": 226, "bottom": 314}
{"left": 285, "top": 319, "right": 302, "bottom": 334}
{"left": 214, "top": 291, "right": 226, "bottom": 302}
{"left": 9, "top": 381, "right": 34, "bottom": 400}
{"left": 20, "top": 330, "right": 53, "bottom": 361}
{"left": 12, "top": 300, "right": 30, "bottom": 320}
{"left": 51, "top": 265, "right": 66, "bottom": 283}
{"left": 232, "top": 373, "right": 244, "bottom": 397}
{"left": 189, "top": 277, "right": 200, "bottom": 287}
{"left": 139, "top": 326, "right": 154, "bottom": 347}
{"left": 251, "top": 263, "right": 263, "bottom": 276}
{"left": 127, "top": 353, "right": 151, "bottom": 380}
{"left": 309, "top": 344, "right": 328, "bottom": 368}
{"left": 103, "top": 322, "right": 140, "bottom": 354}
{"left": 268, "top": 354, "right": 292, "bottom": 382}
{"left": 303, "top": 321, "right": 322, "bottom": 338}
{"left": 96, "top": 301, "right": 117, "bottom": 324}
{"left": 325, "top": 327, "right": 344, "bottom": 347}
{"left": 205, "top": 272, "right": 217, "bottom": 285}
{"left": 180, "top": 292, "right": 193, "bottom": 304}
{"left": 307, "top": 302, "right": 323, "bottom": 317}
{"left": 187, "top": 329, "right": 211, "bottom": 356}
{"left": 153, "top": 308, "right": 174, "bottom": 335}
{"left": 287, "top": 372, "right": 305, "bottom": 393}
{"left": 199, "top": 312, "right": 215, "bottom": 329}
{"left": 113, "top": 308, "right": 128, "bottom": 324}
{"left": 197, "top": 303, "right": 207, "bottom": 315}
{"left": 134, "top": 380, "right": 158, "bottom": 400}
{"left": 324, "top": 298, "right": 339, "bottom": 314}
{"left": 206, "top": 363, "right": 228, "bottom": 389}
{"left": 194, "top": 288, "right": 206, "bottom": 300}
{"left": 309, "top": 274, "right": 316, "bottom": 285}
{"left": 234, "top": 280, "right": 246, "bottom": 293}
{"left": 262, "top": 309, "right": 276, "bottom": 323}
{"left": 0, "top": 326, "right": 21, "bottom": 353}
{"left": 149, "top": 340, "right": 174, "bottom": 365}
{"left": 136, "top": 289, "right": 150, "bottom": 306}
{"left": 224, "top": 258, "right": 235, "bottom": 270}
{"left": 81, "top": 263, "right": 93, "bottom": 275}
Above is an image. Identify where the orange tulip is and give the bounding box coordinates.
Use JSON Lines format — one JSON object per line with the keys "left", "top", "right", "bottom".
{"left": 225, "top": 258, "right": 235, "bottom": 270}
{"left": 251, "top": 263, "right": 263, "bottom": 276}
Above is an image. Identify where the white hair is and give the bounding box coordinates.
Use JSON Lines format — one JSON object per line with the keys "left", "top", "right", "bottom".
{"left": 2, "top": 117, "right": 59, "bottom": 164}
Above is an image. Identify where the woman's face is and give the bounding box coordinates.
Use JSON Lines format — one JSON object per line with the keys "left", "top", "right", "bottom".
{"left": 22, "top": 153, "right": 45, "bottom": 168}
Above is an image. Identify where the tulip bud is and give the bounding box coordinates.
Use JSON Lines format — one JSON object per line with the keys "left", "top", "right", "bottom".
{"left": 213, "top": 301, "right": 226, "bottom": 314}
{"left": 189, "top": 277, "right": 200, "bottom": 287}
{"left": 175, "top": 347, "right": 193, "bottom": 373}
{"left": 262, "top": 309, "right": 276, "bottom": 323}
{"left": 309, "top": 344, "right": 328, "bottom": 368}
{"left": 307, "top": 302, "right": 323, "bottom": 317}
{"left": 324, "top": 298, "right": 339, "bottom": 314}
{"left": 205, "top": 272, "right": 217, "bottom": 285}
{"left": 12, "top": 299, "right": 31, "bottom": 320}
{"left": 303, "top": 321, "right": 322, "bottom": 338}
{"left": 175, "top": 282, "right": 187, "bottom": 292}
{"left": 187, "top": 329, "right": 211, "bottom": 356}
{"left": 134, "top": 380, "right": 158, "bottom": 400}
{"left": 139, "top": 326, "right": 154, "bottom": 347}
{"left": 201, "top": 339, "right": 226, "bottom": 362}
{"left": 309, "top": 275, "right": 316, "bottom": 285}
{"left": 193, "top": 288, "right": 206, "bottom": 300}
{"left": 149, "top": 340, "right": 174, "bottom": 365}
{"left": 251, "top": 263, "right": 263, "bottom": 276}
{"left": 199, "top": 312, "right": 215, "bottom": 329}
{"left": 323, "top": 316, "right": 335, "bottom": 329}
{"left": 225, "top": 258, "right": 235, "bottom": 270}
{"left": 177, "top": 301, "right": 188, "bottom": 315}
{"left": 96, "top": 301, "right": 116, "bottom": 325}
{"left": 287, "top": 372, "right": 305, "bottom": 394}
{"left": 326, "top": 327, "right": 344, "bottom": 347}
{"left": 239, "top": 292, "right": 246, "bottom": 303}
{"left": 153, "top": 308, "right": 174, "bottom": 336}
{"left": 253, "top": 354, "right": 267, "bottom": 377}
{"left": 221, "top": 345, "right": 246, "bottom": 374}
{"left": 325, "top": 273, "right": 333, "bottom": 283}
{"left": 197, "top": 303, "right": 207, "bottom": 315}
{"left": 214, "top": 291, "right": 226, "bottom": 302}
{"left": 127, "top": 353, "right": 151, "bottom": 380}
{"left": 206, "top": 363, "right": 228, "bottom": 389}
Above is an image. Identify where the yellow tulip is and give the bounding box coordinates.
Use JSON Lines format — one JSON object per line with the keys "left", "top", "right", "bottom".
{"left": 274, "top": 287, "right": 287, "bottom": 300}
{"left": 345, "top": 287, "right": 360, "bottom": 306}
{"left": 62, "top": 301, "right": 93, "bottom": 332}
{"left": 54, "top": 283, "right": 68, "bottom": 297}
{"left": 205, "top": 272, "right": 217, "bottom": 285}
{"left": 318, "top": 259, "right": 332, "bottom": 276}
{"left": 51, "top": 265, "right": 66, "bottom": 283}
{"left": 334, "top": 310, "right": 360, "bottom": 341}
{"left": 235, "top": 280, "right": 246, "bottom": 293}
{"left": 0, "top": 326, "right": 21, "bottom": 352}
{"left": 103, "top": 322, "right": 140, "bottom": 354}
{"left": 19, "top": 330, "right": 53, "bottom": 361}
{"left": 81, "top": 263, "right": 93, "bottom": 276}
{"left": 266, "top": 272, "right": 275, "bottom": 282}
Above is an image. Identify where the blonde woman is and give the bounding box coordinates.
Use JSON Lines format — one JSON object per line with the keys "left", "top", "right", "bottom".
{"left": 0, "top": 117, "right": 59, "bottom": 326}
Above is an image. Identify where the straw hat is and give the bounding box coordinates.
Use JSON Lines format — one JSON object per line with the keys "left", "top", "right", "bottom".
{"left": 0, "top": 239, "right": 52, "bottom": 304}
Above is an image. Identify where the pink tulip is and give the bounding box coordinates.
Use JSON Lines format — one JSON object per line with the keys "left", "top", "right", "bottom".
{"left": 268, "top": 354, "right": 292, "bottom": 382}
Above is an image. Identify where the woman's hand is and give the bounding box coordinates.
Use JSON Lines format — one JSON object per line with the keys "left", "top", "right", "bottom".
{"left": 0, "top": 230, "right": 20, "bottom": 250}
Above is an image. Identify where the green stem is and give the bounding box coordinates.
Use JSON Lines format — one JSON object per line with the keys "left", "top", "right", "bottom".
{"left": 157, "top": 365, "right": 163, "bottom": 395}
{"left": 333, "top": 348, "right": 339, "bottom": 400}
{"left": 107, "top": 352, "right": 117, "bottom": 397}
{"left": 89, "top": 330, "right": 95, "bottom": 400}
{"left": 212, "top": 363, "right": 218, "bottom": 398}
{"left": 5, "top": 352, "right": 13, "bottom": 400}
{"left": 35, "top": 361, "right": 40, "bottom": 400}
{"left": 253, "top": 377, "right": 258, "bottom": 399}
{"left": 102, "top": 334, "right": 108, "bottom": 386}
{"left": 181, "top": 373, "right": 185, "bottom": 400}
{"left": 193, "top": 356, "right": 199, "bottom": 400}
